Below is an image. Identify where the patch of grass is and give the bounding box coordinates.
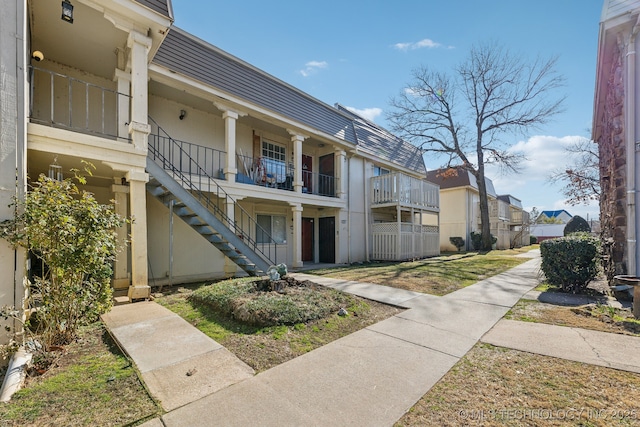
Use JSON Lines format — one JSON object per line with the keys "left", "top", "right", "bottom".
{"left": 396, "top": 344, "right": 640, "bottom": 427}
{"left": 306, "top": 250, "right": 530, "bottom": 296}
{"left": 155, "top": 280, "right": 401, "bottom": 372}
{"left": 507, "top": 299, "right": 640, "bottom": 336}
{"left": 0, "top": 323, "right": 160, "bottom": 426}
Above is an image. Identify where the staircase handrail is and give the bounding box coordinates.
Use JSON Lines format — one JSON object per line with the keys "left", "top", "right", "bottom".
{"left": 147, "top": 117, "right": 278, "bottom": 265}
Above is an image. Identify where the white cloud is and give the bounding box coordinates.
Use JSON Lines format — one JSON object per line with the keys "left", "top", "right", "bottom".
{"left": 394, "top": 38, "right": 449, "bottom": 51}
{"left": 299, "top": 60, "right": 328, "bottom": 77}
{"left": 485, "top": 134, "right": 585, "bottom": 189}
{"left": 345, "top": 106, "right": 383, "bottom": 122}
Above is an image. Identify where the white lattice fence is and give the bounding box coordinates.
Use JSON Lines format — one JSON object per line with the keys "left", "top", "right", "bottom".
{"left": 372, "top": 223, "right": 440, "bottom": 260}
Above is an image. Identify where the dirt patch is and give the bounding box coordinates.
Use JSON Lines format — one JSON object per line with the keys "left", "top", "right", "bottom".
{"left": 396, "top": 344, "right": 640, "bottom": 427}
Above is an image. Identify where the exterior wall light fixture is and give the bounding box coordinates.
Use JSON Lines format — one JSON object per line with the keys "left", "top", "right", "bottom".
{"left": 61, "top": 0, "right": 74, "bottom": 24}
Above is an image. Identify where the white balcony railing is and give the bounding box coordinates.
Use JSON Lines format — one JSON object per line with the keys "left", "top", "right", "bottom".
{"left": 29, "top": 66, "right": 130, "bottom": 140}
{"left": 371, "top": 223, "right": 439, "bottom": 261}
{"left": 489, "top": 199, "right": 510, "bottom": 221}
{"left": 371, "top": 172, "right": 439, "bottom": 210}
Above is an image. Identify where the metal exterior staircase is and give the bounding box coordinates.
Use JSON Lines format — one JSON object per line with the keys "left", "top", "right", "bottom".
{"left": 146, "top": 120, "right": 277, "bottom": 276}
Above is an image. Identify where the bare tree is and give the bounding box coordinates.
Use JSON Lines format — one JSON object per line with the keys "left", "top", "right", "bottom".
{"left": 548, "top": 136, "right": 599, "bottom": 206}
{"left": 388, "top": 42, "right": 565, "bottom": 250}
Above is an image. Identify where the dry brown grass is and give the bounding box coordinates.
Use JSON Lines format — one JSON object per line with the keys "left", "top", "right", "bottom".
{"left": 507, "top": 300, "right": 640, "bottom": 336}
{"left": 306, "top": 251, "right": 529, "bottom": 295}
{"left": 396, "top": 344, "right": 640, "bottom": 427}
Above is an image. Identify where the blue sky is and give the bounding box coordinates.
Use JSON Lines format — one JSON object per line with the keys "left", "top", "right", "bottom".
{"left": 171, "top": 1, "right": 603, "bottom": 220}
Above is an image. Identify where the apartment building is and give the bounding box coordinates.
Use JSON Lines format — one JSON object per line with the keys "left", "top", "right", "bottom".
{"left": 0, "top": 0, "right": 440, "bottom": 308}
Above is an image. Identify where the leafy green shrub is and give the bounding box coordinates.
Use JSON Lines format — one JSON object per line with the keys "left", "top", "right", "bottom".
{"left": 470, "top": 231, "right": 497, "bottom": 250}
{"left": 190, "top": 278, "right": 354, "bottom": 326}
{"left": 0, "top": 170, "right": 126, "bottom": 348}
{"left": 449, "top": 237, "right": 465, "bottom": 252}
{"left": 540, "top": 233, "right": 600, "bottom": 292}
{"left": 564, "top": 215, "right": 591, "bottom": 236}
{"left": 530, "top": 235, "right": 538, "bottom": 245}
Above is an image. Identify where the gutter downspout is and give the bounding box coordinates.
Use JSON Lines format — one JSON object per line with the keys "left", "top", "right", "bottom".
{"left": 628, "top": 17, "right": 640, "bottom": 276}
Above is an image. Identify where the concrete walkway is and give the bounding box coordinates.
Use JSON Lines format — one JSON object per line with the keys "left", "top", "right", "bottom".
{"left": 101, "top": 252, "right": 640, "bottom": 426}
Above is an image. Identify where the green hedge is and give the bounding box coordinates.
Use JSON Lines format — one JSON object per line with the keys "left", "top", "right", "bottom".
{"left": 564, "top": 215, "right": 591, "bottom": 235}
{"left": 470, "top": 231, "right": 497, "bottom": 251}
{"left": 540, "top": 233, "right": 600, "bottom": 292}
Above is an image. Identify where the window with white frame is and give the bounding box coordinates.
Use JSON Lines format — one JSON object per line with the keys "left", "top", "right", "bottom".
{"left": 261, "top": 140, "right": 287, "bottom": 183}
{"left": 256, "top": 214, "right": 287, "bottom": 244}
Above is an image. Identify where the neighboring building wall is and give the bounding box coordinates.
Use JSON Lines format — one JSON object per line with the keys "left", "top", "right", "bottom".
{"left": 0, "top": 0, "right": 27, "bottom": 343}
{"left": 439, "top": 188, "right": 474, "bottom": 251}
{"left": 598, "top": 29, "right": 627, "bottom": 281}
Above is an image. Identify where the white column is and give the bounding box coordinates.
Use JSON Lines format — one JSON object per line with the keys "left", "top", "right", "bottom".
{"left": 127, "top": 31, "right": 151, "bottom": 151}
{"left": 126, "top": 170, "right": 150, "bottom": 300}
{"left": 111, "top": 179, "right": 130, "bottom": 290}
{"left": 287, "top": 131, "right": 307, "bottom": 193}
{"left": 113, "top": 69, "right": 131, "bottom": 142}
{"left": 222, "top": 110, "right": 239, "bottom": 182}
{"left": 335, "top": 149, "right": 346, "bottom": 199}
{"left": 290, "top": 203, "right": 303, "bottom": 268}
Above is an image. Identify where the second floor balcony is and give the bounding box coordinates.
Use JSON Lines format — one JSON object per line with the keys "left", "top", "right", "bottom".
{"left": 29, "top": 66, "right": 130, "bottom": 141}
{"left": 371, "top": 172, "right": 439, "bottom": 211}
{"left": 148, "top": 130, "right": 341, "bottom": 198}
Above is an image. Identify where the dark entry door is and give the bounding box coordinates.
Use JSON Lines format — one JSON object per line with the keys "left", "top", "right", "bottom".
{"left": 318, "top": 216, "right": 335, "bottom": 263}
{"left": 302, "top": 217, "right": 314, "bottom": 261}
{"left": 318, "top": 153, "right": 334, "bottom": 196}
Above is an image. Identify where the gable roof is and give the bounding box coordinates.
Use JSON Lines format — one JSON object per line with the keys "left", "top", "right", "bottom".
{"left": 426, "top": 166, "right": 497, "bottom": 198}
{"left": 152, "top": 27, "right": 426, "bottom": 174}
{"left": 134, "top": 0, "right": 173, "bottom": 19}
{"left": 540, "top": 209, "right": 572, "bottom": 219}
{"left": 335, "top": 104, "right": 426, "bottom": 174}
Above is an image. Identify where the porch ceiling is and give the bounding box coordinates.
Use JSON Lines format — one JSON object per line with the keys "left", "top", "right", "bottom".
{"left": 27, "top": 149, "right": 120, "bottom": 187}
{"left": 30, "top": 0, "right": 125, "bottom": 79}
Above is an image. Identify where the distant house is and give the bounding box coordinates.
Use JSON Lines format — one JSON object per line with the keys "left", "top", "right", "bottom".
{"left": 530, "top": 224, "right": 565, "bottom": 243}
{"left": 426, "top": 167, "right": 530, "bottom": 251}
{"left": 537, "top": 210, "right": 573, "bottom": 224}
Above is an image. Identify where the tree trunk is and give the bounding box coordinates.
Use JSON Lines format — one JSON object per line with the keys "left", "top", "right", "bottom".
{"left": 474, "top": 168, "right": 493, "bottom": 251}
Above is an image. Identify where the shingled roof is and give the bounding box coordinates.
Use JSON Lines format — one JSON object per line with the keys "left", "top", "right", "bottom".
{"left": 426, "top": 166, "right": 498, "bottom": 198}
{"left": 152, "top": 27, "right": 425, "bottom": 174}
{"left": 335, "top": 105, "right": 426, "bottom": 175}
{"left": 153, "top": 28, "right": 358, "bottom": 145}
{"left": 134, "top": 0, "right": 173, "bottom": 19}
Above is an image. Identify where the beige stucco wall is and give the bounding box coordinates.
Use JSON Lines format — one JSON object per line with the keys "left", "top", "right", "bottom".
{"left": 438, "top": 188, "right": 473, "bottom": 251}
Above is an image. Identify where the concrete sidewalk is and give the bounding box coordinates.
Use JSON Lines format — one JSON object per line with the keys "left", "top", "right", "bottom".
{"left": 101, "top": 252, "right": 640, "bottom": 426}
{"left": 155, "top": 258, "right": 541, "bottom": 426}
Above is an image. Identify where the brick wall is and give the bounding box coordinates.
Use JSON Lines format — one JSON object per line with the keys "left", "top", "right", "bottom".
{"left": 598, "top": 41, "right": 627, "bottom": 283}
